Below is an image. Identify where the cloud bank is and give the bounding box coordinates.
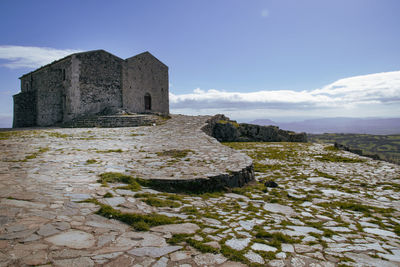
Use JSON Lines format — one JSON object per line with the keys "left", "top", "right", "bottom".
{"left": 170, "top": 71, "right": 400, "bottom": 120}
{"left": 0, "top": 45, "right": 81, "bottom": 69}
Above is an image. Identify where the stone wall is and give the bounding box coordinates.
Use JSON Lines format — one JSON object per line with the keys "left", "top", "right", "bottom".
{"left": 74, "top": 51, "right": 123, "bottom": 118}
{"left": 20, "top": 58, "right": 71, "bottom": 126}
{"left": 203, "top": 114, "right": 307, "bottom": 142}
{"left": 122, "top": 52, "right": 169, "bottom": 115}
{"left": 12, "top": 91, "right": 36, "bottom": 127}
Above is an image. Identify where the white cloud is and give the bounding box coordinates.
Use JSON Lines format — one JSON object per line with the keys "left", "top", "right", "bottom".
{"left": 0, "top": 45, "right": 82, "bottom": 69}
{"left": 170, "top": 71, "right": 400, "bottom": 120}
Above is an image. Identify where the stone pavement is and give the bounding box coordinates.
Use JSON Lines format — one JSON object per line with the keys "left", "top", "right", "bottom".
{"left": 0, "top": 115, "right": 399, "bottom": 266}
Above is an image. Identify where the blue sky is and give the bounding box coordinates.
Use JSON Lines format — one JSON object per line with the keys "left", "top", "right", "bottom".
{"left": 1, "top": 0, "right": 400, "bottom": 127}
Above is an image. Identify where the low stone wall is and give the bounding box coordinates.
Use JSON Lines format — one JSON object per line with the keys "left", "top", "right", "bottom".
{"left": 62, "top": 114, "right": 159, "bottom": 128}
{"left": 334, "top": 142, "right": 381, "bottom": 160}
{"left": 147, "top": 163, "right": 254, "bottom": 192}
{"left": 203, "top": 114, "right": 307, "bottom": 142}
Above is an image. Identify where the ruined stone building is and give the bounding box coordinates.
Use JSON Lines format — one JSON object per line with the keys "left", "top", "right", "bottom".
{"left": 13, "top": 50, "right": 169, "bottom": 127}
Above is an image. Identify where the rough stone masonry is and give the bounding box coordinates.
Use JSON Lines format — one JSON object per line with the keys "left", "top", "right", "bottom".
{"left": 13, "top": 50, "right": 169, "bottom": 127}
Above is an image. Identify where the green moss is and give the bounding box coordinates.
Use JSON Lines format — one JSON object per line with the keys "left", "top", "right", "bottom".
{"left": 45, "top": 132, "right": 70, "bottom": 138}
{"left": 220, "top": 244, "right": 249, "bottom": 264}
{"left": 314, "top": 153, "right": 366, "bottom": 163}
{"left": 181, "top": 206, "right": 199, "bottom": 215}
{"left": 314, "top": 169, "right": 338, "bottom": 180}
{"left": 187, "top": 238, "right": 220, "bottom": 254}
{"left": 317, "top": 201, "right": 394, "bottom": 216}
{"left": 254, "top": 227, "right": 299, "bottom": 248}
{"left": 132, "top": 221, "right": 150, "bottom": 231}
{"left": 167, "top": 233, "right": 193, "bottom": 244}
{"left": 394, "top": 225, "right": 400, "bottom": 236}
{"left": 85, "top": 159, "right": 98, "bottom": 164}
{"left": 156, "top": 149, "right": 194, "bottom": 158}
{"left": 98, "top": 172, "right": 141, "bottom": 191}
{"left": 143, "top": 197, "right": 181, "bottom": 208}
{"left": 131, "top": 133, "right": 145, "bottom": 136}
{"left": 20, "top": 147, "right": 50, "bottom": 162}
{"left": 93, "top": 200, "right": 180, "bottom": 230}
{"left": 254, "top": 162, "right": 284, "bottom": 173}
{"left": 257, "top": 250, "right": 276, "bottom": 260}
{"left": 217, "top": 120, "right": 240, "bottom": 128}
{"left": 96, "top": 149, "right": 123, "bottom": 153}
{"left": 324, "top": 145, "right": 339, "bottom": 151}
{"left": 103, "top": 192, "right": 113, "bottom": 198}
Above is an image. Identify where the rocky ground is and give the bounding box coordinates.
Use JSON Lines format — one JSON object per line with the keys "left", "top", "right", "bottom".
{"left": 0, "top": 115, "right": 399, "bottom": 266}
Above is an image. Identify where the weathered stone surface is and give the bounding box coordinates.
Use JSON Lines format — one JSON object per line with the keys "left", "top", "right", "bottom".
{"left": 21, "top": 250, "right": 48, "bottom": 266}
{"left": 345, "top": 252, "right": 398, "bottom": 267}
{"left": 225, "top": 238, "right": 251, "bottom": 251}
{"left": 219, "top": 261, "right": 248, "bottom": 267}
{"left": 127, "top": 246, "right": 182, "bottom": 258}
{"left": 193, "top": 253, "right": 227, "bottom": 265}
{"left": 264, "top": 203, "right": 296, "bottom": 216}
{"left": 251, "top": 243, "right": 277, "bottom": 252}
{"left": 244, "top": 251, "right": 264, "bottom": 264}
{"left": 103, "top": 255, "right": 135, "bottom": 267}
{"left": 153, "top": 257, "right": 168, "bottom": 267}
{"left": 37, "top": 223, "right": 60, "bottom": 236}
{"left": 169, "top": 251, "right": 192, "bottom": 261}
{"left": 116, "top": 232, "right": 167, "bottom": 247}
{"left": 151, "top": 223, "right": 200, "bottom": 234}
{"left": 45, "top": 230, "right": 95, "bottom": 249}
{"left": 53, "top": 257, "right": 94, "bottom": 267}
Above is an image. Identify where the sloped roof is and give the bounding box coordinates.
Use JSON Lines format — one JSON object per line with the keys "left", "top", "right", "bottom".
{"left": 19, "top": 49, "right": 123, "bottom": 79}
{"left": 125, "top": 51, "right": 168, "bottom": 68}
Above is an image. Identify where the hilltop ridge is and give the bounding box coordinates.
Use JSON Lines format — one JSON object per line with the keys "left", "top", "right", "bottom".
{"left": 0, "top": 115, "right": 399, "bottom": 266}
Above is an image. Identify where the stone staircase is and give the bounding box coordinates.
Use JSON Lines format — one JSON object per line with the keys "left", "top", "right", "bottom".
{"left": 62, "top": 114, "right": 160, "bottom": 128}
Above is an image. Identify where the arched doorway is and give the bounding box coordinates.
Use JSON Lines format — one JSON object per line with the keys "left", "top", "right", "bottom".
{"left": 144, "top": 93, "right": 151, "bottom": 111}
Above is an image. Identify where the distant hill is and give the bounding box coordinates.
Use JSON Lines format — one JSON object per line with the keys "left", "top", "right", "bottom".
{"left": 249, "top": 117, "right": 400, "bottom": 135}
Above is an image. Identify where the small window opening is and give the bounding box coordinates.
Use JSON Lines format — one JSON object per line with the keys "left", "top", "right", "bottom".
{"left": 62, "top": 69, "right": 66, "bottom": 81}
{"left": 25, "top": 82, "right": 29, "bottom": 90}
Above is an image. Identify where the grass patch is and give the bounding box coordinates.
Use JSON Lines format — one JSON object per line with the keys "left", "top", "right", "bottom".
{"left": 314, "top": 153, "right": 366, "bottom": 163}
{"left": 314, "top": 169, "right": 338, "bottom": 180}
{"left": 187, "top": 238, "right": 219, "bottom": 254}
{"left": 394, "top": 225, "right": 400, "bottom": 236}
{"left": 85, "top": 159, "right": 98, "bottom": 164}
{"left": 254, "top": 162, "right": 284, "bottom": 173}
{"left": 86, "top": 199, "right": 180, "bottom": 231}
{"left": 317, "top": 201, "right": 394, "bottom": 216}
{"left": 103, "top": 192, "right": 113, "bottom": 198}
{"left": 98, "top": 172, "right": 141, "bottom": 191}
{"left": 220, "top": 244, "right": 249, "bottom": 264}
{"left": 181, "top": 206, "right": 199, "bottom": 215}
{"left": 20, "top": 147, "right": 49, "bottom": 162}
{"left": 167, "top": 233, "right": 193, "bottom": 245}
{"left": 254, "top": 227, "right": 299, "bottom": 248}
{"left": 45, "top": 132, "right": 70, "bottom": 138}
{"left": 156, "top": 149, "right": 194, "bottom": 158}
{"left": 144, "top": 196, "right": 181, "bottom": 208}
{"left": 96, "top": 149, "right": 123, "bottom": 153}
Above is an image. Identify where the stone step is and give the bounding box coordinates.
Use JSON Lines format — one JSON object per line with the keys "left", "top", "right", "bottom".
{"left": 62, "top": 115, "right": 159, "bottom": 128}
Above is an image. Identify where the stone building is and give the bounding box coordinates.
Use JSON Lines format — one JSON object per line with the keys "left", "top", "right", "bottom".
{"left": 13, "top": 50, "right": 169, "bottom": 127}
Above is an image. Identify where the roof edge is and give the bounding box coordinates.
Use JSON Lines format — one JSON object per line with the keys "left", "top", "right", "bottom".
{"left": 125, "top": 51, "right": 168, "bottom": 68}
{"left": 19, "top": 49, "right": 123, "bottom": 79}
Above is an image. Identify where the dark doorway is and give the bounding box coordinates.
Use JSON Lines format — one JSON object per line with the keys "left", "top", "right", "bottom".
{"left": 144, "top": 93, "right": 151, "bottom": 110}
